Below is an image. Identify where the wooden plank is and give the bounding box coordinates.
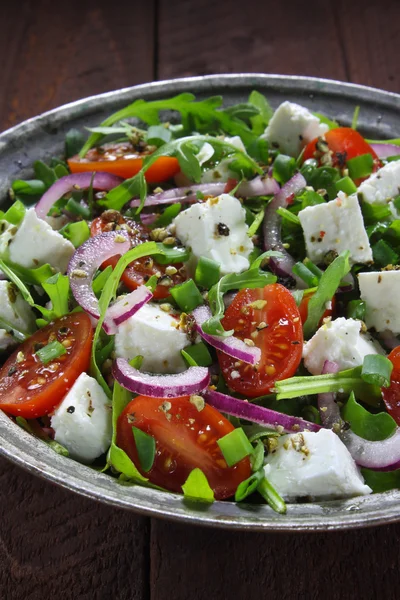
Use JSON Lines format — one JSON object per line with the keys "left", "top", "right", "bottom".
{"left": 157, "top": 0, "right": 347, "bottom": 81}
{"left": 0, "top": 458, "right": 150, "bottom": 599}
{"left": 333, "top": 0, "right": 400, "bottom": 93}
{"left": 150, "top": 519, "right": 400, "bottom": 599}
{"left": 0, "top": 0, "right": 155, "bottom": 131}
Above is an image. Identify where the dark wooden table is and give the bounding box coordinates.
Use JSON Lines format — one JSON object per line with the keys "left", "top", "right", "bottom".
{"left": 1, "top": 1, "right": 400, "bottom": 598}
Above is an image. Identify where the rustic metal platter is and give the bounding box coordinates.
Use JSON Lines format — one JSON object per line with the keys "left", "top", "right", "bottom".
{"left": 1, "top": 74, "right": 399, "bottom": 531}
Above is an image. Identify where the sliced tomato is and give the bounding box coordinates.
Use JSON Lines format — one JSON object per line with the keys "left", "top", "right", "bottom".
{"left": 68, "top": 142, "right": 180, "bottom": 183}
{"left": 117, "top": 395, "right": 251, "bottom": 500}
{"left": 382, "top": 346, "right": 400, "bottom": 425}
{"left": 0, "top": 313, "right": 93, "bottom": 418}
{"left": 298, "top": 291, "right": 335, "bottom": 325}
{"left": 217, "top": 284, "right": 303, "bottom": 397}
{"left": 90, "top": 212, "right": 186, "bottom": 300}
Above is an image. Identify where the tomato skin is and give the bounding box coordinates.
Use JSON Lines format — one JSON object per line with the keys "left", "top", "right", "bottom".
{"left": 90, "top": 213, "right": 186, "bottom": 300}
{"left": 218, "top": 284, "right": 303, "bottom": 397}
{"left": 382, "top": 346, "right": 400, "bottom": 425}
{"left": 0, "top": 313, "right": 93, "bottom": 418}
{"left": 117, "top": 395, "right": 251, "bottom": 500}
{"left": 298, "top": 292, "right": 335, "bottom": 325}
{"left": 68, "top": 142, "right": 180, "bottom": 183}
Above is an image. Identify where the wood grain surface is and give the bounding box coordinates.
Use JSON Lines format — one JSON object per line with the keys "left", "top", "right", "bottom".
{"left": 1, "top": 0, "right": 400, "bottom": 598}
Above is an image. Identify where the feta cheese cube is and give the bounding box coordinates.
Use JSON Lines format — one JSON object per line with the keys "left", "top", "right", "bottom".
{"left": 115, "top": 303, "right": 190, "bottom": 374}
{"left": 298, "top": 192, "right": 372, "bottom": 265}
{"left": 359, "top": 270, "right": 400, "bottom": 334}
{"left": 264, "top": 429, "right": 372, "bottom": 501}
{"left": 358, "top": 160, "right": 400, "bottom": 205}
{"left": 303, "top": 317, "right": 383, "bottom": 375}
{"left": 200, "top": 136, "right": 247, "bottom": 183}
{"left": 263, "top": 101, "right": 329, "bottom": 157}
{"left": 173, "top": 193, "right": 253, "bottom": 275}
{"left": 50, "top": 372, "right": 112, "bottom": 463}
{"left": 9, "top": 208, "right": 74, "bottom": 273}
{"left": 0, "top": 281, "right": 36, "bottom": 335}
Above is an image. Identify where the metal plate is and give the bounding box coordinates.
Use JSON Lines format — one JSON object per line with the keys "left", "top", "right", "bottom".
{"left": 1, "top": 74, "right": 400, "bottom": 532}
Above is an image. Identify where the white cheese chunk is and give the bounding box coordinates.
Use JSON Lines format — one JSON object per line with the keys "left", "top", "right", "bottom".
{"left": 358, "top": 160, "right": 400, "bottom": 205}
{"left": 0, "top": 220, "right": 18, "bottom": 257}
{"left": 303, "top": 317, "right": 383, "bottom": 375}
{"left": 0, "top": 281, "right": 36, "bottom": 335}
{"left": 173, "top": 193, "right": 253, "bottom": 275}
{"left": 264, "top": 429, "right": 372, "bottom": 501}
{"left": 9, "top": 207, "right": 74, "bottom": 273}
{"left": 115, "top": 303, "right": 190, "bottom": 374}
{"left": 0, "top": 328, "right": 16, "bottom": 351}
{"left": 263, "top": 101, "right": 329, "bottom": 157}
{"left": 359, "top": 270, "right": 400, "bottom": 334}
{"left": 200, "top": 136, "right": 246, "bottom": 183}
{"left": 298, "top": 192, "right": 372, "bottom": 265}
{"left": 51, "top": 373, "right": 112, "bottom": 463}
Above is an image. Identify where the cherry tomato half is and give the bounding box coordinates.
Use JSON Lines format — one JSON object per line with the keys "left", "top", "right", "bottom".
{"left": 68, "top": 142, "right": 180, "bottom": 183}
{"left": 218, "top": 284, "right": 303, "bottom": 397}
{"left": 117, "top": 395, "right": 251, "bottom": 500}
{"left": 382, "top": 346, "right": 400, "bottom": 425}
{"left": 0, "top": 313, "right": 93, "bottom": 418}
{"left": 90, "top": 212, "right": 186, "bottom": 300}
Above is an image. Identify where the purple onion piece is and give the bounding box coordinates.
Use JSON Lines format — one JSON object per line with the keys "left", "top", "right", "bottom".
{"left": 263, "top": 172, "right": 306, "bottom": 286}
{"left": 192, "top": 305, "right": 261, "bottom": 365}
{"left": 35, "top": 172, "right": 123, "bottom": 220}
{"left": 68, "top": 231, "right": 130, "bottom": 322}
{"left": 104, "top": 286, "right": 153, "bottom": 335}
{"left": 113, "top": 358, "right": 210, "bottom": 398}
{"left": 203, "top": 389, "right": 321, "bottom": 434}
{"left": 370, "top": 143, "right": 400, "bottom": 159}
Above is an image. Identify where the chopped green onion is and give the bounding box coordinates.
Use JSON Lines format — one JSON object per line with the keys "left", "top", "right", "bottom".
{"left": 59, "top": 221, "right": 90, "bottom": 248}
{"left": 194, "top": 256, "right": 220, "bottom": 288}
{"left": 361, "top": 354, "right": 393, "bottom": 388}
{"left": 170, "top": 279, "right": 203, "bottom": 312}
{"left": 217, "top": 427, "right": 253, "bottom": 467}
{"left": 361, "top": 201, "right": 391, "bottom": 224}
{"left": 145, "top": 274, "right": 158, "bottom": 292}
{"left": 347, "top": 153, "right": 374, "bottom": 180}
{"left": 342, "top": 391, "right": 396, "bottom": 441}
{"left": 347, "top": 299, "right": 366, "bottom": 321}
{"left": 276, "top": 207, "right": 301, "bottom": 225}
{"left": 152, "top": 203, "right": 181, "bottom": 228}
{"left": 234, "top": 469, "right": 263, "bottom": 502}
{"left": 351, "top": 105, "right": 360, "bottom": 130}
{"left": 372, "top": 239, "right": 399, "bottom": 267}
{"left": 36, "top": 340, "right": 67, "bottom": 364}
{"left": 335, "top": 176, "right": 357, "bottom": 196}
{"left": 181, "top": 342, "right": 213, "bottom": 367}
{"left": 65, "top": 198, "right": 91, "bottom": 219}
{"left": 257, "top": 476, "right": 287, "bottom": 514}
{"left": 272, "top": 154, "right": 296, "bottom": 184}
{"left": 132, "top": 426, "right": 156, "bottom": 472}
{"left": 129, "top": 355, "right": 144, "bottom": 369}
{"left": 4, "top": 200, "right": 26, "bottom": 225}
{"left": 11, "top": 179, "right": 46, "bottom": 197}
{"left": 250, "top": 439, "right": 265, "bottom": 472}
{"left": 307, "top": 166, "right": 340, "bottom": 199}
{"left": 292, "top": 262, "right": 319, "bottom": 287}
{"left": 303, "top": 258, "right": 323, "bottom": 279}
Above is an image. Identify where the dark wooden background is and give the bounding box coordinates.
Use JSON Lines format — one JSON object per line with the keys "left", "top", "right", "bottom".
{"left": 1, "top": 1, "right": 400, "bottom": 598}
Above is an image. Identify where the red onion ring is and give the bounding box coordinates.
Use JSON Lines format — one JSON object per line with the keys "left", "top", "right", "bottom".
{"left": 68, "top": 231, "right": 130, "bottom": 323}
{"left": 35, "top": 172, "right": 123, "bottom": 220}
{"left": 370, "top": 143, "right": 400, "bottom": 159}
{"left": 192, "top": 305, "right": 261, "bottom": 365}
{"left": 318, "top": 360, "right": 400, "bottom": 470}
{"left": 105, "top": 286, "right": 153, "bottom": 335}
{"left": 263, "top": 173, "right": 306, "bottom": 285}
{"left": 113, "top": 358, "right": 210, "bottom": 398}
{"left": 203, "top": 388, "right": 321, "bottom": 433}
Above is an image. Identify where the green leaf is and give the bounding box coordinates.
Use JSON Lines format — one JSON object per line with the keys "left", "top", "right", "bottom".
{"left": 146, "top": 124, "right": 172, "bottom": 146}
{"left": 33, "top": 160, "right": 57, "bottom": 189}
{"left": 367, "top": 138, "right": 400, "bottom": 147}
{"left": 181, "top": 342, "right": 213, "bottom": 367}
{"left": 361, "top": 468, "right": 400, "bottom": 493}
{"left": 92, "top": 265, "right": 113, "bottom": 297}
{"left": 181, "top": 468, "right": 214, "bottom": 503}
{"left": 235, "top": 469, "right": 263, "bottom": 502}
{"left": 132, "top": 426, "right": 156, "bottom": 472}
{"left": 351, "top": 105, "right": 360, "bottom": 130}
{"left": 152, "top": 203, "right": 181, "bottom": 229}
{"left": 65, "top": 128, "right": 86, "bottom": 158}
{"left": 303, "top": 251, "right": 351, "bottom": 338}
{"left": 0, "top": 259, "right": 35, "bottom": 306}
{"left": 176, "top": 142, "right": 202, "bottom": 182}
{"left": 59, "top": 221, "right": 90, "bottom": 248}
{"left": 4, "top": 200, "right": 26, "bottom": 225}
{"left": 248, "top": 91, "right": 274, "bottom": 135}
{"left": 1, "top": 261, "right": 55, "bottom": 286}
{"left": 361, "top": 354, "right": 393, "bottom": 388}
{"left": 247, "top": 208, "right": 265, "bottom": 237}
{"left": 11, "top": 179, "right": 46, "bottom": 197}
{"left": 41, "top": 274, "right": 70, "bottom": 320}
{"left": 313, "top": 112, "right": 339, "bottom": 130}
{"left": 342, "top": 392, "right": 396, "bottom": 441}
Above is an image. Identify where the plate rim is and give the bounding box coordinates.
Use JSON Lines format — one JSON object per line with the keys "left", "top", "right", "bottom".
{"left": 1, "top": 73, "right": 400, "bottom": 532}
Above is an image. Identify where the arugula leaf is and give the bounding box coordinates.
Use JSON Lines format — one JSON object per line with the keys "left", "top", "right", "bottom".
{"left": 0, "top": 259, "right": 35, "bottom": 306}
{"left": 33, "top": 160, "right": 57, "bottom": 189}
{"left": 248, "top": 91, "right": 274, "bottom": 135}
{"left": 181, "top": 468, "right": 214, "bottom": 502}
{"left": 132, "top": 427, "right": 156, "bottom": 472}
{"left": 361, "top": 468, "right": 400, "bottom": 493}
{"left": 1, "top": 260, "right": 55, "bottom": 285}
{"left": 303, "top": 251, "right": 351, "bottom": 339}
{"left": 367, "top": 138, "right": 400, "bottom": 147}
{"left": 342, "top": 392, "right": 396, "bottom": 441}
{"left": 176, "top": 141, "right": 202, "bottom": 182}
{"left": 41, "top": 274, "right": 70, "bottom": 320}
{"left": 92, "top": 265, "right": 113, "bottom": 297}
{"left": 351, "top": 106, "right": 360, "bottom": 130}
{"left": 146, "top": 124, "right": 172, "bottom": 146}
{"left": 313, "top": 112, "right": 339, "bottom": 130}
{"left": 65, "top": 128, "right": 86, "bottom": 158}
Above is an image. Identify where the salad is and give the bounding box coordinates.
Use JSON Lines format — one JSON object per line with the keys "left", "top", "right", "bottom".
{"left": 1, "top": 90, "right": 400, "bottom": 514}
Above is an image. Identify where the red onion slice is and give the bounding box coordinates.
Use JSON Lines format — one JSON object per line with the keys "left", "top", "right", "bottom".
{"left": 192, "top": 305, "right": 261, "bottom": 365}
{"left": 236, "top": 175, "right": 280, "bottom": 197}
{"left": 204, "top": 389, "right": 321, "bottom": 433}
{"left": 68, "top": 231, "right": 130, "bottom": 321}
{"left": 105, "top": 286, "right": 153, "bottom": 335}
{"left": 35, "top": 172, "right": 123, "bottom": 220}
{"left": 370, "top": 143, "right": 400, "bottom": 159}
{"left": 113, "top": 358, "right": 210, "bottom": 398}
{"left": 263, "top": 172, "right": 306, "bottom": 285}
{"left": 318, "top": 360, "right": 400, "bottom": 470}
